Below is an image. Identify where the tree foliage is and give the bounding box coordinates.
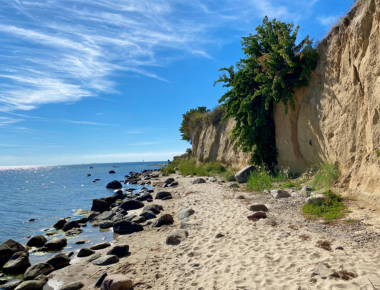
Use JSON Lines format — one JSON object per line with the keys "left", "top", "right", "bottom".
{"left": 179, "top": 106, "right": 209, "bottom": 143}
{"left": 215, "top": 16, "right": 318, "bottom": 168}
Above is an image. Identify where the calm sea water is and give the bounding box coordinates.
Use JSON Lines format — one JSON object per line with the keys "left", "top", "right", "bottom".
{"left": 0, "top": 162, "right": 163, "bottom": 264}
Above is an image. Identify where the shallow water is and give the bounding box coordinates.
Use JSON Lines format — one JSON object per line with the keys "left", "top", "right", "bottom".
{"left": 0, "top": 162, "right": 163, "bottom": 265}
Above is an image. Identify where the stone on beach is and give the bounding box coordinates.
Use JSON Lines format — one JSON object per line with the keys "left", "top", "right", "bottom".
{"left": 139, "top": 210, "right": 156, "bottom": 220}
{"left": 2, "top": 252, "right": 31, "bottom": 274}
{"left": 24, "top": 263, "right": 54, "bottom": 280}
{"left": 94, "top": 211, "right": 114, "bottom": 222}
{"left": 90, "top": 242, "right": 111, "bottom": 250}
{"left": 143, "top": 204, "right": 163, "bottom": 214}
{"left": 1, "top": 280, "right": 22, "bottom": 290}
{"left": 234, "top": 166, "right": 255, "bottom": 183}
{"left": 271, "top": 190, "right": 291, "bottom": 199}
{"left": 99, "top": 220, "right": 114, "bottom": 229}
{"left": 106, "top": 180, "right": 122, "bottom": 189}
{"left": 86, "top": 211, "right": 100, "bottom": 221}
{"left": 0, "top": 239, "right": 27, "bottom": 268}
{"left": 119, "top": 200, "right": 144, "bottom": 211}
{"left": 193, "top": 178, "right": 206, "bottom": 184}
{"left": 177, "top": 208, "right": 195, "bottom": 220}
{"left": 306, "top": 194, "right": 326, "bottom": 205}
{"left": 166, "top": 229, "right": 188, "bottom": 245}
{"left": 247, "top": 211, "right": 267, "bottom": 220}
{"left": 113, "top": 221, "right": 143, "bottom": 234}
{"left": 77, "top": 248, "right": 95, "bottom": 258}
{"left": 100, "top": 274, "right": 132, "bottom": 290}
{"left": 136, "top": 193, "right": 153, "bottom": 202}
{"left": 106, "top": 245, "right": 129, "bottom": 257}
{"left": 92, "top": 255, "right": 119, "bottom": 266}
{"left": 311, "top": 263, "right": 338, "bottom": 279}
{"left": 131, "top": 216, "right": 146, "bottom": 224}
{"left": 246, "top": 204, "right": 268, "bottom": 212}
{"left": 45, "top": 253, "right": 70, "bottom": 270}
{"left": 164, "top": 178, "right": 175, "bottom": 184}
{"left": 155, "top": 191, "right": 172, "bottom": 200}
{"left": 59, "top": 282, "right": 84, "bottom": 290}
{"left": 152, "top": 214, "right": 174, "bottom": 228}
{"left": 257, "top": 218, "right": 277, "bottom": 226}
{"left": 14, "top": 280, "right": 46, "bottom": 290}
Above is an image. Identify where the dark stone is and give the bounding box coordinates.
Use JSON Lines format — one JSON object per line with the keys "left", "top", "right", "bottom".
{"left": 59, "top": 282, "right": 84, "bottom": 290}
{"left": 247, "top": 204, "right": 268, "bottom": 212}
{"left": 164, "top": 178, "right": 174, "bottom": 184}
{"left": 44, "top": 238, "right": 67, "bottom": 251}
{"left": 124, "top": 215, "right": 137, "bottom": 222}
{"left": 45, "top": 253, "right": 70, "bottom": 270}
{"left": 113, "top": 221, "right": 143, "bottom": 234}
{"left": 193, "top": 178, "right": 206, "bottom": 184}
{"left": 155, "top": 192, "right": 172, "bottom": 200}
{"left": 177, "top": 208, "right": 195, "bottom": 220}
{"left": 135, "top": 193, "right": 153, "bottom": 202}
{"left": 62, "top": 221, "right": 80, "bottom": 232}
{"left": 139, "top": 210, "right": 156, "bottom": 220}
{"left": 26, "top": 235, "right": 47, "bottom": 248}
{"left": 86, "top": 211, "right": 100, "bottom": 221}
{"left": 87, "top": 253, "right": 101, "bottom": 263}
{"left": 90, "top": 242, "right": 111, "bottom": 250}
{"left": 93, "top": 211, "right": 114, "bottom": 222}
{"left": 162, "top": 196, "right": 172, "bottom": 200}
{"left": 99, "top": 220, "right": 114, "bottom": 229}
{"left": 27, "top": 219, "right": 36, "bottom": 222}
{"left": 12, "top": 280, "right": 45, "bottom": 290}
{"left": 109, "top": 171, "right": 116, "bottom": 174}
{"left": 2, "top": 252, "right": 31, "bottom": 274}
{"left": 131, "top": 216, "right": 146, "bottom": 224}
{"left": 65, "top": 228, "right": 83, "bottom": 236}
{"left": 152, "top": 214, "right": 174, "bottom": 228}
{"left": 119, "top": 200, "right": 144, "bottom": 211}
{"left": 64, "top": 251, "right": 74, "bottom": 257}
{"left": 143, "top": 204, "right": 163, "bottom": 214}
{"left": 93, "top": 273, "right": 107, "bottom": 288}
{"left": 75, "top": 217, "right": 88, "bottom": 224}
{"left": 166, "top": 229, "right": 189, "bottom": 245}
{"left": 77, "top": 248, "right": 95, "bottom": 258}
{"left": 247, "top": 211, "right": 267, "bottom": 220}
{"left": 53, "top": 219, "right": 66, "bottom": 229}
{"left": 92, "top": 255, "right": 119, "bottom": 266}
{"left": 91, "top": 199, "right": 110, "bottom": 212}
{"left": 75, "top": 240, "right": 89, "bottom": 245}
{"left": 0, "top": 239, "right": 27, "bottom": 268}
{"left": 24, "top": 263, "right": 54, "bottom": 280}
{"left": 106, "top": 245, "right": 129, "bottom": 257}
{"left": 0, "top": 280, "right": 22, "bottom": 290}
{"left": 234, "top": 166, "right": 255, "bottom": 183}
{"left": 106, "top": 180, "right": 121, "bottom": 189}
{"left": 170, "top": 181, "right": 179, "bottom": 187}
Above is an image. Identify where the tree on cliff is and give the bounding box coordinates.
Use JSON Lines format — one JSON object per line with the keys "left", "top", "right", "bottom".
{"left": 215, "top": 16, "right": 318, "bottom": 168}
{"left": 179, "top": 106, "right": 209, "bottom": 144}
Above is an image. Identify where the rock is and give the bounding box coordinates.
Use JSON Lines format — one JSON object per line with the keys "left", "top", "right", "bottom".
{"left": 99, "top": 220, "right": 114, "bottom": 229}
{"left": 0, "top": 239, "right": 27, "bottom": 268}
{"left": 247, "top": 211, "right": 267, "bottom": 220}
{"left": 93, "top": 273, "right": 107, "bottom": 288}
{"left": 152, "top": 214, "right": 174, "bottom": 227}
{"left": 177, "top": 208, "right": 195, "bottom": 220}
{"left": 2, "top": 252, "right": 31, "bottom": 274}
{"left": 24, "top": 263, "right": 54, "bottom": 280}
{"left": 34, "top": 275, "right": 48, "bottom": 284}
{"left": 65, "top": 228, "right": 84, "bottom": 236}
{"left": 124, "top": 215, "right": 137, "bottom": 222}
{"left": 166, "top": 229, "right": 188, "bottom": 245}
{"left": 106, "top": 180, "right": 122, "bottom": 189}
{"left": 90, "top": 242, "right": 111, "bottom": 250}
{"left": 45, "top": 253, "right": 70, "bottom": 270}
{"left": 131, "top": 216, "right": 146, "bottom": 224}
{"left": 299, "top": 231, "right": 312, "bottom": 239}
{"left": 45, "top": 232, "right": 57, "bottom": 236}
{"left": 94, "top": 211, "right": 114, "bottom": 222}
{"left": 91, "top": 199, "right": 110, "bottom": 212}
{"left": 64, "top": 251, "right": 74, "bottom": 257}
{"left": 234, "top": 194, "right": 244, "bottom": 199}
{"left": 0, "top": 280, "right": 22, "bottom": 290}
{"left": 332, "top": 245, "right": 344, "bottom": 250}
{"left": 106, "top": 245, "right": 129, "bottom": 257}
{"left": 139, "top": 210, "right": 156, "bottom": 220}
{"left": 136, "top": 193, "right": 153, "bottom": 202}
{"left": 234, "top": 166, "right": 255, "bottom": 183}
{"left": 59, "top": 282, "right": 84, "bottom": 290}
{"left": 119, "top": 200, "right": 144, "bottom": 211}
{"left": 53, "top": 219, "right": 66, "bottom": 229}
{"left": 164, "top": 178, "right": 174, "bottom": 184}
{"left": 44, "top": 234, "right": 64, "bottom": 244}
{"left": 271, "top": 190, "right": 291, "bottom": 199}
{"left": 75, "top": 240, "right": 89, "bottom": 245}
{"left": 155, "top": 191, "right": 172, "bottom": 200}
{"left": 100, "top": 195, "right": 119, "bottom": 206}
{"left": 109, "top": 171, "right": 116, "bottom": 174}
{"left": 86, "top": 211, "right": 100, "bottom": 221}
{"left": 193, "top": 178, "right": 206, "bottom": 184}
{"left": 14, "top": 280, "right": 45, "bottom": 290}
{"left": 77, "top": 248, "right": 95, "bottom": 257}
{"left": 87, "top": 253, "right": 101, "bottom": 263}
{"left": 311, "top": 263, "right": 338, "bottom": 279}
{"left": 278, "top": 231, "right": 290, "bottom": 238}
{"left": 246, "top": 204, "right": 268, "bottom": 212}
{"left": 75, "top": 217, "right": 88, "bottom": 224}
{"left": 300, "top": 185, "right": 313, "bottom": 197}
{"left": 170, "top": 181, "right": 179, "bottom": 187}
{"left": 306, "top": 194, "right": 326, "bottom": 205}
{"left": 92, "top": 255, "right": 119, "bottom": 266}
{"left": 162, "top": 196, "right": 172, "bottom": 200}
{"left": 26, "top": 235, "right": 47, "bottom": 248}
{"left": 143, "top": 204, "right": 163, "bottom": 214}
{"left": 62, "top": 220, "right": 80, "bottom": 232}
{"left": 215, "top": 232, "right": 225, "bottom": 238}
{"left": 113, "top": 221, "right": 143, "bottom": 234}
{"left": 257, "top": 218, "right": 277, "bottom": 226}
{"left": 100, "top": 274, "right": 132, "bottom": 290}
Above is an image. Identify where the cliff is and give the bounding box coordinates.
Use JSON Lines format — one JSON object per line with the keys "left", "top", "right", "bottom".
{"left": 192, "top": 0, "right": 380, "bottom": 206}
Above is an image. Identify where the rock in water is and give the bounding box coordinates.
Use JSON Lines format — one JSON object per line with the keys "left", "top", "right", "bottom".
{"left": 108, "top": 171, "right": 116, "bottom": 174}
{"left": 53, "top": 219, "right": 66, "bottom": 229}
{"left": 106, "top": 245, "right": 129, "bottom": 257}
{"left": 100, "top": 274, "right": 132, "bottom": 290}
{"left": 45, "top": 253, "right": 70, "bottom": 270}
{"left": 44, "top": 238, "right": 67, "bottom": 251}
{"left": 0, "top": 239, "right": 27, "bottom": 268}
{"left": 166, "top": 229, "right": 188, "bottom": 245}
{"left": 113, "top": 221, "right": 143, "bottom": 234}
{"left": 26, "top": 236, "right": 47, "bottom": 248}
{"left": 106, "top": 180, "right": 121, "bottom": 189}
{"left": 92, "top": 255, "right": 119, "bottom": 266}
{"left": 62, "top": 221, "right": 80, "bottom": 232}
{"left": 234, "top": 166, "right": 255, "bottom": 183}
{"left": 99, "top": 220, "right": 114, "bottom": 229}
{"left": 59, "top": 282, "right": 84, "bottom": 290}
{"left": 192, "top": 178, "right": 206, "bottom": 184}
{"left": 246, "top": 204, "right": 268, "bottom": 212}
{"left": 77, "top": 248, "right": 95, "bottom": 258}
{"left": 90, "top": 242, "right": 111, "bottom": 250}
{"left": 152, "top": 214, "right": 174, "bottom": 227}
{"left": 177, "top": 208, "right": 195, "bottom": 220}
{"left": 91, "top": 199, "right": 110, "bottom": 212}
{"left": 2, "top": 252, "right": 31, "bottom": 274}
{"left": 24, "top": 263, "right": 54, "bottom": 280}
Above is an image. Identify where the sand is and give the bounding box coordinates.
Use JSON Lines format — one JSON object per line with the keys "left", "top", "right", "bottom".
{"left": 45, "top": 174, "right": 380, "bottom": 290}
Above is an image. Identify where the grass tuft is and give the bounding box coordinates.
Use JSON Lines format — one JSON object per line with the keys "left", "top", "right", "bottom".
{"left": 376, "top": 148, "right": 380, "bottom": 157}
{"left": 246, "top": 167, "right": 272, "bottom": 192}
{"left": 311, "top": 162, "right": 340, "bottom": 189}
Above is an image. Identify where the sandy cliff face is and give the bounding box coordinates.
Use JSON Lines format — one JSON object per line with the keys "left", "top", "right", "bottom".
{"left": 192, "top": 0, "right": 380, "bottom": 206}
{"left": 275, "top": 0, "right": 380, "bottom": 206}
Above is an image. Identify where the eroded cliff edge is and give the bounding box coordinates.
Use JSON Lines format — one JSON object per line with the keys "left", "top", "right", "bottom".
{"left": 192, "top": 0, "right": 380, "bottom": 206}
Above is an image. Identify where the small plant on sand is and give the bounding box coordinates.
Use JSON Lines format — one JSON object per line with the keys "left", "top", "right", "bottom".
{"left": 196, "top": 162, "right": 226, "bottom": 177}
{"left": 246, "top": 167, "right": 272, "bottom": 192}
{"left": 302, "top": 190, "right": 345, "bottom": 222}
{"left": 376, "top": 148, "right": 380, "bottom": 157}
{"left": 311, "top": 162, "right": 340, "bottom": 189}
{"left": 178, "top": 160, "right": 197, "bottom": 176}
{"left": 160, "top": 164, "right": 176, "bottom": 175}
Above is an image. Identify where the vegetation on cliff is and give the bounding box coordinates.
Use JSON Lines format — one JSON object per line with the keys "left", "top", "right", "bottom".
{"left": 215, "top": 16, "right": 318, "bottom": 169}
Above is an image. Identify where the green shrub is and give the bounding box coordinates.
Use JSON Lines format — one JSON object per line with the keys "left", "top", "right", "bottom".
{"left": 312, "top": 162, "right": 340, "bottom": 189}
{"left": 179, "top": 106, "right": 209, "bottom": 144}
{"left": 246, "top": 168, "right": 272, "bottom": 192}
{"left": 160, "top": 164, "right": 176, "bottom": 175}
{"left": 302, "top": 190, "right": 345, "bottom": 221}
{"left": 204, "top": 106, "right": 226, "bottom": 126}
{"left": 196, "top": 162, "right": 226, "bottom": 177}
{"left": 376, "top": 148, "right": 380, "bottom": 157}
{"left": 179, "top": 160, "right": 197, "bottom": 176}
{"left": 223, "top": 169, "right": 237, "bottom": 181}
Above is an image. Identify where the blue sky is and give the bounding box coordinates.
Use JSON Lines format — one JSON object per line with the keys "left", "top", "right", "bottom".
{"left": 0, "top": 0, "right": 354, "bottom": 166}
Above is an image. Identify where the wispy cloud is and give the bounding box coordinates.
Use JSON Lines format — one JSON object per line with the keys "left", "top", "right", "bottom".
{"left": 318, "top": 15, "right": 339, "bottom": 26}
{"left": 0, "top": 144, "right": 20, "bottom": 147}
{"left": 63, "top": 120, "right": 117, "bottom": 126}
{"left": 0, "top": 117, "right": 23, "bottom": 126}
{"left": 128, "top": 141, "right": 161, "bottom": 146}
{"left": 126, "top": 131, "right": 143, "bottom": 134}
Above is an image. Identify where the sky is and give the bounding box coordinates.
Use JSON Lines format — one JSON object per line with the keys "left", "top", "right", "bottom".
{"left": 0, "top": 0, "right": 354, "bottom": 166}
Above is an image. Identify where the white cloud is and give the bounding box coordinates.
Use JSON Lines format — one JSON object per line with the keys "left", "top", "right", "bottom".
{"left": 128, "top": 141, "right": 161, "bottom": 146}
{"left": 318, "top": 15, "right": 339, "bottom": 26}
{"left": 0, "top": 117, "right": 23, "bottom": 126}
{"left": 63, "top": 120, "right": 117, "bottom": 126}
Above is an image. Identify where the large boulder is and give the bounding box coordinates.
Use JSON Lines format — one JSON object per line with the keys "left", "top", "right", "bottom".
{"left": 177, "top": 208, "right": 195, "bottom": 220}
{"left": 155, "top": 192, "right": 172, "bottom": 200}
{"left": 143, "top": 204, "right": 163, "bottom": 214}
{"left": 99, "top": 220, "right": 114, "bottom": 229}
{"left": 131, "top": 216, "right": 146, "bottom": 224}
{"left": 139, "top": 210, "right": 156, "bottom": 220}
{"left": 45, "top": 253, "right": 70, "bottom": 270}
{"left": 113, "top": 221, "right": 143, "bottom": 234}
{"left": 166, "top": 229, "right": 189, "bottom": 245}
{"left": 0, "top": 239, "right": 27, "bottom": 268}
{"left": 100, "top": 274, "right": 132, "bottom": 290}
{"left": 91, "top": 199, "right": 110, "bottom": 212}
{"left": 92, "top": 255, "right": 119, "bottom": 266}
{"left": 136, "top": 193, "right": 153, "bottom": 202}
{"left": 164, "top": 178, "right": 174, "bottom": 184}
{"left": 1, "top": 281, "right": 22, "bottom": 290}
{"left": 44, "top": 238, "right": 67, "bottom": 251}
{"left": 106, "top": 245, "right": 129, "bottom": 257}
{"left": 90, "top": 242, "right": 111, "bottom": 250}
{"left": 246, "top": 204, "right": 268, "bottom": 212}
{"left": 14, "top": 280, "right": 46, "bottom": 290}
{"left": 234, "top": 166, "right": 255, "bottom": 183}
{"left": 152, "top": 214, "right": 174, "bottom": 228}
{"left": 119, "top": 200, "right": 144, "bottom": 211}
{"left": 62, "top": 221, "right": 80, "bottom": 232}
{"left": 93, "top": 211, "right": 114, "bottom": 222}
{"left": 106, "top": 180, "right": 122, "bottom": 189}
{"left": 192, "top": 178, "right": 206, "bottom": 184}
{"left": 53, "top": 219, "right": 66, "bottom": 229}
{"left": 24, "top": 263, "right": 54, "bottom": 280}
{"left": 59, "top": 282, "right": 84, "bottom": 290}
{"left": 2, "top": 252, "right": 31, "bottom": 274}
{"left": 86, "top": 211, "right": 100, "bottom": 221}
{"left": 77, "top": 248, "right": 95, "bottom": 258}
{"left": 306, "top": 194, "right": 326, "bottom": 205}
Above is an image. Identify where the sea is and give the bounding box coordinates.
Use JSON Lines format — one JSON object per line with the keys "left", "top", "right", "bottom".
{"left": 0, "top": 162, "right": 164, "bottom": 265}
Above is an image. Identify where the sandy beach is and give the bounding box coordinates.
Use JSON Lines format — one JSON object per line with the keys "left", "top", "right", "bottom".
{"left": 40, "top": 173, "right": 380, "bottom": 290}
